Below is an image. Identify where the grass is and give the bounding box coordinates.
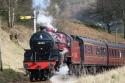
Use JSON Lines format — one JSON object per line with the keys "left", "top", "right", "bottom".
{"left": 0, "top": 69, "right": 26, "bottom": 83}
{"left": 74, "top": 66, "right": 125, "bottom": 83}
{"left": 0, "top": 24, "right": 34, "bottom": 82}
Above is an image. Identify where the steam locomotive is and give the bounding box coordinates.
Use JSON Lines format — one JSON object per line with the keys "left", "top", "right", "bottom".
{"left": 23, "top": 26, "right": 125, "bottom": 81}
{"left": 23, "top": 26, "right": 72, "bottom": 81}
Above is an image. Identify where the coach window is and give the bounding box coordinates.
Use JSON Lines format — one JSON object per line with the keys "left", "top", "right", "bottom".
{"left": 96, "top": 47, "right": 100, "bottom": 55}
{"left": 119, "top": 50, "right": 122, "bottom": 58}
{"left": 114, "top": 49, "right": 117, "bottom": 56}
{"left": 92, "top": 46, "right": 96, "bottom": 55}
{"left": 87, "top": 45, "right": 91, "bottom": 55}
{"left": 112, "top": 49, "right": 114, "bottom": 56}
{"left": 113, "top": 49, "right": 116, "bottom": 56}
{"left": 85, "top": 45, "right": 88, "bottom": 55}
{"left": 109, "top": 48, "right": 112, "bottom": 56}
{"left": 116, "top": 50, "right": 118, "bottom": 56}
{"left": 87, "top": 45, "right": 90, "bottom": 55}
{"left": 115, "top": 49, "right": 117, "bottom": 56}
{"left": 122, "top": 50, "right": 125, "bottom": 56}
{"left": 110, "top": 49, "right": 112, "bottom": 56}
{"left": 85, "top": 45, "right": 93, "bottom": 56}
{"left": 89, "top": 45, "right": 93, "bottom": 55}
{"left": 123, "top": 50, "right": 125, "bottom": 57}
{"left": 111, "top": 49, "right": 113, "bottom": 56}
{"left": 118, "top": 50, "right": 120, "bottom": 56}
{"left": 123, "top": 50, "right": 125, "bottom": 55}
{"left": 100, "top": 47, "right": 106, "bottom": 56}
{"left": 121, "top": 50, "right": 124, "bottom": 56}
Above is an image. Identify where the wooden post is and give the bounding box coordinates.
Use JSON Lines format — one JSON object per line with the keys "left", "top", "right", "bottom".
{"left": 33, "top": 10, "right": 37, "bottom": 33}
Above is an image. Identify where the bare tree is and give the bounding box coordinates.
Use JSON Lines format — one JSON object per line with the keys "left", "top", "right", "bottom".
{"left": 8, "top": 0, "right": 11, "bottom": 27}
{"left": 96, "top": 0, "right": 116, "bottom": 33}
{"left": 12, "top": 0, "right": 18, "bottom": 28}
{"left": 96, "top": 0, "right": 125, "bottom": 37}
{"left": 120, "top": 0, "right": 125, "bottom": 38}
{"left": 0, "top": 39, "right": 2, "bottom": 71}
{"left": 0, "top": 17, "right": 3, "bottom": 71}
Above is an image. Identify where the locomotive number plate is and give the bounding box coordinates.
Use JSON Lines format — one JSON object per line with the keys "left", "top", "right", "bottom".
{"left": 38, "top": 42, "right": 45, "bottom": 44}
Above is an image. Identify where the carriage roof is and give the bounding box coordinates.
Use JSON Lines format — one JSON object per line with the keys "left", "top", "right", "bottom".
{"left": 76, "top": 36, "right": 125, "bottom": 49}
{"left": 76, "top": 36, "right": 106, "bottom": 47}
{"left": 106, "top": 42, "right": 125, "bottom": 49}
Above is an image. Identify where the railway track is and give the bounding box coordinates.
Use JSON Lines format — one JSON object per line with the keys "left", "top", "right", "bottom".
{"left": 19, "top": 65, "right": 75, "bottom": 83}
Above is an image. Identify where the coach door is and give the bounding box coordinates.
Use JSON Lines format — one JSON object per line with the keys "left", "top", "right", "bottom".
{"left": 76, "top": 36, "right": 84, "bottom": 65}
{"left": 71, "top": 40, "right": 81, "bottom": 64}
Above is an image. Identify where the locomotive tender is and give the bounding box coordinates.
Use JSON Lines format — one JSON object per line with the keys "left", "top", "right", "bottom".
{"left": 23, "top": 26, "right": 125, "bottom": 81}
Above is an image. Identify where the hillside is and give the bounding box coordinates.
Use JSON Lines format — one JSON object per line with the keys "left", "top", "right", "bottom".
{"left": 57, "top": 19, "right": 125, "bottom": 43}
{"left": 0, "top": 25, "right": 32, "bottom": 71}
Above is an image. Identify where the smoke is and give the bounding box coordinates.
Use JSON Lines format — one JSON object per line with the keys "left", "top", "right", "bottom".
{"left": 50, "top": 65, "right": 77, "bottom": 83}
{"left": 58, "top": 65, "right": 69, "bottom": 75}
{"left": 32, "top": 0, "right": 53, "bottom": 26}
{"left": 37, "top": 11, "right": 53, "bottom": 25}
{"left": 32, "top": 0, "right": 50, "bottom": 9}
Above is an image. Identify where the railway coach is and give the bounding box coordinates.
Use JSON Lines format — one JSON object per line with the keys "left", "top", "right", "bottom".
{"left": 68, "top": 36, "right": 125, "bottom": 75}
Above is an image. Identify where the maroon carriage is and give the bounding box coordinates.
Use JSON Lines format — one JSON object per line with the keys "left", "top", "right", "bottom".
{"left": 68, "top": 36, "right": 125, "bottom": 75}
{"left": 107, "top": 43, "right": 125, "bottom": 66}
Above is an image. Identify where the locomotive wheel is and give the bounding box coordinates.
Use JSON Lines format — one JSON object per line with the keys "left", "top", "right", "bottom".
{"left": 93, "top": 66, "right": 97, "bottom": 75}
{"left": 72, "top": 65, "right": 80, "bottom": 76}
{"left": 76, "top": 65, "right": 81, "bottom": 76}
{"left": 29, "top": 70, "right": 40, "bottom": 81}
{"left": 74, "top": 65, "right": 79, "bottom": 76}
{"left": 40, "top": 72, "right": 48, "bottom": 81}
{"left": 73, "top": 65, "right": 77, "bottom": 76}
{"left": 79, "top": 65, "right": 82, "bottom": 76}
{"left": 81, "top": 66, "right": 88, "bottom": 76}
{"left": 49, "top": 69, "right": 54, "bottom": 77}
{"left": 97, "top": 67, "right": 104, "bottom": 73}
{"left": 40, "top": 69, "right": 53, "bottom": 81}
{"left": 71, "top": 64, "right": 74, "bottom": 75}
{"left": 89, "top": 66, "right": 97, "bottom": 75}
{"left": 40, "top": 76, "right": 47, "bottom": 81}
{"left": 29, "top": 72, "right": 35, "bottom": 82}
{"left": 68, "top": 64, "right": 73, "bottom": 75}
{"left": 35, "top": 70, "right": 40, "bottom": 80}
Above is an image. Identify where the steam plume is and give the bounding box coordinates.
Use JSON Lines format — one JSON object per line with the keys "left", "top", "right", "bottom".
{"left": 32, "top": 0, "right": 53, "bottom": 26}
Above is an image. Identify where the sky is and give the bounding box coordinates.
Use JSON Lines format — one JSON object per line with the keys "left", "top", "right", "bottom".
{"left": 32, "top": 0, "right": 50, "bottom": 10}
